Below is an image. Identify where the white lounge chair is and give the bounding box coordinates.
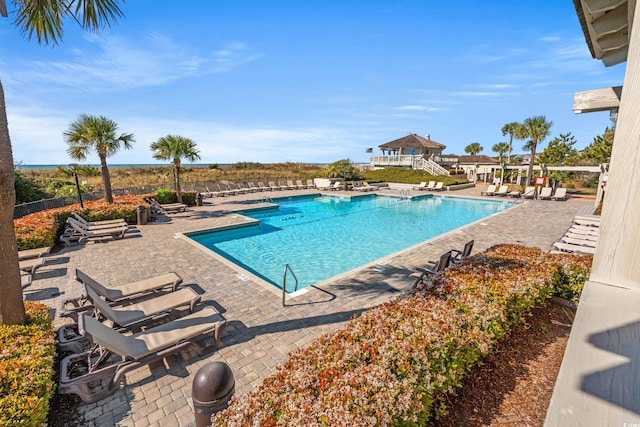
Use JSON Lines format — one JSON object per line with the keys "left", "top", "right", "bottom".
{"left": 72, "top": 212, "right": 127, "bottom": 228}
{"left": 551, "top": 188, "right": 568, "bottom": 201}
{"left": 538, "top": 187, "right": 553, "bottom": 200}
{"left": 494, "top": 185, "right": 509, "bottom": 196}
{"left": 551, "top": 241, "right": 596, "bottom": 254}
{"left": 18, "top": 246, "right": 51, "bottom": 261}
{"left": 19, "top": 257, "right": 46, "bottom": 275}
{"left": 481, "top": 185, "right": 497, "bottom": 196}
{"left": 560, "top": 236, "right": 597, "bottom": 247}
{"left": 431, "top": 181, "right": 445, "bottom": 191}
{"left": 563, "top": 232, "right": 598, "bottom": 242}
{"left": 522, "top": 186, "right": 536, "bottom": 199}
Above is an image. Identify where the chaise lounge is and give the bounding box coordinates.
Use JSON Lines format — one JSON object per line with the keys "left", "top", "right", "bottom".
{"left": 410, "top": 250, "right": 452, "bottom": 287}
{"left": 62, "top": 269, "right": 184, "bottom": 320}
{"left": 58, "top": 308, "right": 226, "bottom": 403}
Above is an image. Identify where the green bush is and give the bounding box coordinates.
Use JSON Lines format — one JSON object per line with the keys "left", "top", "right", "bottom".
{"left": 581, "top": 177, "right": 599, "bottom": 188}
{"left": 552, "top": 263, "right": 591, "bottom": 305}
{"left": 565, "top": 182, "right": 575, "bottom": 189}
{"left": 154, "top": 189, "right": 176, "bottom": 204}
{"left": 363, "top": 168, "right": 467, "bottom": 185}
{"left": 0, "top": 302, "right": 56, "bottom": 427}
{"left": 14, "top": 171, "right": 51, "bottom": 204}
{"left": 153, "top": 189, "right": 197, "bottom": 205}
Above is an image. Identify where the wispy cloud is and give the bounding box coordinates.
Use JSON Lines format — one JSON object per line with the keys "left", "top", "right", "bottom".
{"left": 4, "top": 34, "right": 262, "bottom": 92}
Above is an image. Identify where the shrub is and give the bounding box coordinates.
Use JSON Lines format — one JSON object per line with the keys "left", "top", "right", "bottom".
{"left": 363, "top": 168, "right": 467, "bottom": 186}
{"left": 565, "top": 182, "right": 575, "bottom": 189}
{"left": 152, "top": 189, "right": 197, "bottom": 206}
{"left": 0, "top": 302, "right": 56, "bottom": 427}
{"left": 14, "top": 195, "right": 147, "bottom": 250}
{"left": 581, "top": 177, "right": 599, "bottom": 188}
{"left": 213, "top": 245, "right": 591, "bottom": 426}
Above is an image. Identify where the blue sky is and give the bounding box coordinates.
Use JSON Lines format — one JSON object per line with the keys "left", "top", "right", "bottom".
{"left": 0, "top": 0, "right": 626, "bottom": 166}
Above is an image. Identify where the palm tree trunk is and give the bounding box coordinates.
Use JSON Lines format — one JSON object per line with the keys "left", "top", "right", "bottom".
{"left": 100, "top": 155, "right": 114, "bottom": 203}
{"left": 527, "top": 141, "right": 537, "bottom": 185}
{"left": 0, "top": 81, "right": 26, "bottom": 325}
{"left": 507, "top": 134, "right": 513, "bottom": 164}
{"left": 174, "top": 161, "right": 182, "bottom": 203}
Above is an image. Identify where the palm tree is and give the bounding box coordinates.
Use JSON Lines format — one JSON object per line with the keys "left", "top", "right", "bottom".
{"left": 150, "top": 135, "right": 201, "bottom": 203}
{"left": 501, "top": 122, "right": 522, "bottom": 164}
{"left": 492, "top": 142, "right": 510, "bottom": 164}
{"left": 0, "top": 1, "right": 125, "bottom": 325}
{"left": 464, "top": 142, "right": 483, "bottom": 155}
{"left": 517, "top": 116, "right": 553, "bottom": 185}
{"left": 65, "top": 114, "right": 134, "bottom": 204}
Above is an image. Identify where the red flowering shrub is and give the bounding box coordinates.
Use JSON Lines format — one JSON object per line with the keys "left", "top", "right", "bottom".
{"left": 0, "top": 302, "right": 55, "bottom": 426}
{"left": 213, "top": 244, "right": 592, "bottom": 426}
{"left": 14, "top": 195, "right": 148, "bottom": 250}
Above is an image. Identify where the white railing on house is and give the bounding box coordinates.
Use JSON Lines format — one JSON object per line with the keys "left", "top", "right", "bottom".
{"left": 369, "top": 155, "right": 449, "bottom": 175}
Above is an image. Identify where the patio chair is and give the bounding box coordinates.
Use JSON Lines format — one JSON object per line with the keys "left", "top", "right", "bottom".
{"left": 146, "top": 198, "right": 188, "bottom": 214}
{"left": 228, "top": 182, "right": 248, "bottom": 194}
{"left": 247, "top": 182, "right": 262, "bottom": 192}
{"left": 296, "top": 179, "right": 307, "bottom": 189}
{"left": 61, "top": 217, "right": 131, "bottom": 245}
{"left": 268, "top": 181, "right": 282, "bottom": 191}
{"left": 450, "top": 240, "right": 474, "bottom": 264}
{"left": 410, "top": 250, "right": 452, "bottom": 286}
{"left": 83, "top": 282, "right": 201, "bottom": 329}
{"left": 551, "top": 241, "right": 596, "bottom": 255}
{"left": 551, "top": 188, "right": 568, "bottom": 201}
{"left": 481, "top": 184, "right": 497, "bottom": 196}
{"left": 286, "top": 180, "right": 298, "bottom": 190}
{"left": 258, "top": 181, "right": 271, "bottom": 191}
{"left": 414, "top": 181, "right": 434, "bottom": 191}
{"left": 61, "top": 269, "right": 183, "bottom": 320}
{"left": 522, "top": 186, "right": 536, "bottom": 199}
{"left": 203, "top": 185, "right": 224, "bottom": 197}
{"left": 21, "top": 273, "right": 32, "bottom": 290}
{"left": 568, "top": 225, "right": 599, "bottom": 236}
{"left": 507, "top": 189, "right": 522, "bottom": 198}
{"left": 494, "top": 185, "right": 509, "bottom": 196}
{"left": 538, "top": 187, "right": 553, "bottom": 200}
{"left": 18, "top": 246, "right": 51, "bottom": 261}
{"left": 58, "top": 307, "right": 226, "bottom": 403}
{"left": 236, "top": 182, "right": 254, "bottom": 193}
{"left": 430, "top": 181, "right": 445, "bottom": 191}
{"left": 306, "top": 179, "right": 316, "bottom": 189}
{"left": 560, "top": 236, "right": 597, "bottom": 248}
{"left": 573, "top": 218, "right": 600, "bottom": 227}
{"left": 19, "top": 257, "right": 46, "bottom": 275}
{"left": 72, "top": 212, "right": 127, "bottom": 228}
{"left": 328, "top": 181, "right": 342, "bottom": 191}
{"left": 563, "top": 231, "right": 598, "bottom": 242}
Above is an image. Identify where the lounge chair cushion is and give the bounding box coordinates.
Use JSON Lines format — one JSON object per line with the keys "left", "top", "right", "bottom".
{"left": 75, "top": 269, "right": 182, "bottom": 301}
{"left": 85, "top": 284, "right": 200, "bottom": 327}
{"left": 79, "top": 307, "right": 223, "bottom": 360}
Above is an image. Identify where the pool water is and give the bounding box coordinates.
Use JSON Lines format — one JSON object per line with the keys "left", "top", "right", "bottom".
{"left": 188, "top": 195, "right": 513, "bottom": 291}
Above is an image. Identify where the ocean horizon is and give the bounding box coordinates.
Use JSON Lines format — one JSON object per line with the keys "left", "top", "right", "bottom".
{"left": 15, "top": 163, "right": 329, "bottom": 171}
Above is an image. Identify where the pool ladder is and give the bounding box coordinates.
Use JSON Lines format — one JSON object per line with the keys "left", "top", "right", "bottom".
{"left": 262, "top": 195, "right": 273, "bottom": 203}
{"left": 282, "top": 263, "right": 299, "bottom": 306}
{"left": 400, "top": 189, "right": 411, "bottom": 199}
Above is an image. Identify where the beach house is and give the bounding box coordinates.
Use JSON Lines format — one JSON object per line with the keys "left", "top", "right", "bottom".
{"left": 368, "top": 133, "right": 454, "bottom": 175}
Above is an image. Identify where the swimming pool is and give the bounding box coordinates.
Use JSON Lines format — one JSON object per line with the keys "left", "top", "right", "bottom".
{"left": 187, "top": 194, "right": 514, "bottom": 291}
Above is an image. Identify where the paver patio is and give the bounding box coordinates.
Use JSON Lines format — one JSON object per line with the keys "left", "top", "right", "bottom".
{"left": 25, "top": 185, "right": 594, "bottom": 426}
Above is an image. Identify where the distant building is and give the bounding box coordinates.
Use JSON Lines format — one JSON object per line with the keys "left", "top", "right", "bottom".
{"left": 367, "top": 133, "right": 451, "bottom": 175}
{"left": 377, "top": 133, "right": 446, "bottom": 156}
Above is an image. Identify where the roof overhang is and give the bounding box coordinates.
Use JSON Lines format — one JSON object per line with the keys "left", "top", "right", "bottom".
{"left": 573, "top": 0, "right": 635, "bottom": 66}
{"left": 573, "top": 85, "right": 622, "bottom": 112}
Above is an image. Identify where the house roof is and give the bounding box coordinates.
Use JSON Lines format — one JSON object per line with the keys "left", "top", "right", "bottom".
{"left": 457, "top": 155, "right": 500, "bottom": 165}
{"left": 378, "top": 133, "right": 446, "bottom": 150}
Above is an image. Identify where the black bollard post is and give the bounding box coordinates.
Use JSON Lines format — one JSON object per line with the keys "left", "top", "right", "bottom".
{"left": 192, "top": 361, "right": 235, "bottom": 427}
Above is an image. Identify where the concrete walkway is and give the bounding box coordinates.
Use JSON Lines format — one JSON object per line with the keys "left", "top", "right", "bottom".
{"left": 25, "top": 185, "right": 594, "bottom": 427}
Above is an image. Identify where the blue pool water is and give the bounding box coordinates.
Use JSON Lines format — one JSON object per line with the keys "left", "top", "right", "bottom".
{"left": 188, "top": 195, "right": 513, "bottom": 291}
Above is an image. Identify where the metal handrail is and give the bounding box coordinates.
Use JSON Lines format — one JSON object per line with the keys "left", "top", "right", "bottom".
{"left": 282, "top": 263, "right": 299, "bottom": 306}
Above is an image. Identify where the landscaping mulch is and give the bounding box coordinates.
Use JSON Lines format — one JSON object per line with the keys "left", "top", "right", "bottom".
{"left": 428, "top": 301, "right": 574, "bottom": 427}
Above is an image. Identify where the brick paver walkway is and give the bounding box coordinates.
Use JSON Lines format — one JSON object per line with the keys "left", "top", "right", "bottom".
{"left": 25, "top": 185, "right": 594, "bottom": 426}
